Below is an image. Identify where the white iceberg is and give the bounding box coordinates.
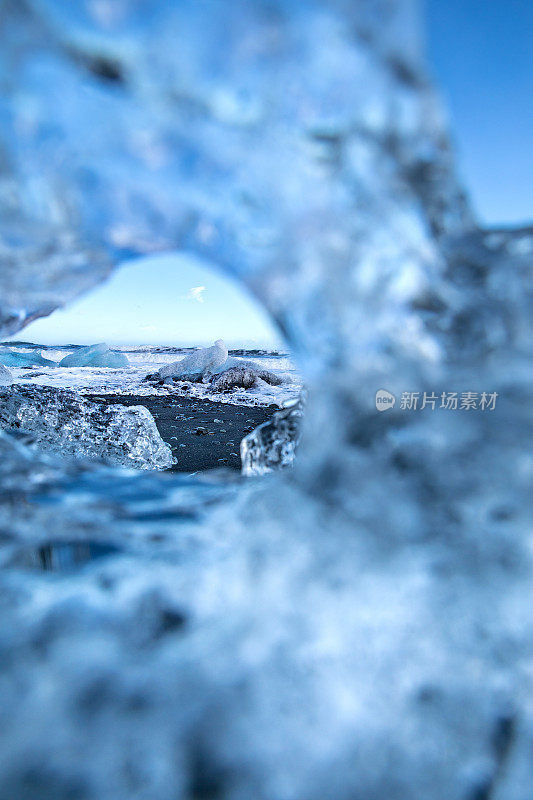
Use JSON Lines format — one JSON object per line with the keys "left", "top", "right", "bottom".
{"left": 0, "top": 349, "right": 57, "bottom": 368}
{"left": 156, "top": 339, "right": 228, "bottom": 381}
{"left": 0, "top": 364, "right": 13, "bottom": 385}
{"left": 59, "top": 343, "right": 129, "bottom": 368}
{"left": 151, "top": 342, "right": 284, "bottom": 391}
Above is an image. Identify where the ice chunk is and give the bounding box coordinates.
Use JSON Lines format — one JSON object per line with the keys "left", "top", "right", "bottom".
{"left": 211, "top": 366, "right": 258, "bottom": 391}
{"left": 156, "top": 339, "right": 228, "bottom": 381}
{"left": 59, "top": 343, "right": 129, "bottom": 368}
{"left": 0, "top": 386, "right": 174, "bottom": 470}
{"left": 0, "top": 364, "right": 13, "bottom": 386}
{"left": 150, "top": 347, "right": 283, "bottom": 392}
{"left": 0, "top": 349, "right": 57, "bottom": 368}
{"left": 241, "top": 400, "right": 303, "bottom": 475}
{"left": 211, "top": 365, "right": 282, "bottom": 392}
{"left": 212, "top": 356, "right": 283, "bottom": 380}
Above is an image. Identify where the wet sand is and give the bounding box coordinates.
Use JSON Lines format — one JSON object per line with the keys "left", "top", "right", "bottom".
{"left": 86, "top": 394, "right": 277, "bottom": 472}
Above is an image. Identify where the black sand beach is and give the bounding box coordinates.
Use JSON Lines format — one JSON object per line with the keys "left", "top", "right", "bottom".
{"left": 86, "top": 394, "right": 277, "bottom": 472}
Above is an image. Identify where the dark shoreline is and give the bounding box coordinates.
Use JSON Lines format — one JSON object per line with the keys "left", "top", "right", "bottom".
{"left": 86, "top": 394, "right": 277, "bottom": 473}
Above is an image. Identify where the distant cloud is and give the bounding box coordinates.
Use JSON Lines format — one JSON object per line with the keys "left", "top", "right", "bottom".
{"left": 187, "top": 286, "right": 206, "bottom": 303}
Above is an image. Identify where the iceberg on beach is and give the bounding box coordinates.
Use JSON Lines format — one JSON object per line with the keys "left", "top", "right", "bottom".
{"left": 0, "top": 349, "right": 57, "bottom": 368}
{"left": 155, "top": 339, "right": 228, "bottom": 381}
{"left": 0, "top": 364, "right": 13, "bottom": 385}
{"left": 150, "top": 341, "right": 283, "bottom": 391}
{"left": 59, "top": 343, "right": 129, "bottom": 368}
{"left": 210, "top": 364, "right": 283, "bottom": 391}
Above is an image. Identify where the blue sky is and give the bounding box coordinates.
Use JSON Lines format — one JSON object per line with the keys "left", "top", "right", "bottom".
{"left": 21, "top": 253, "right": 282, "bottom": 348}
{"left": 425, "top": 0, "right": 532, "bottom": 225}
{"left": 19, "top": 2, "right": 531, "bottom": 347}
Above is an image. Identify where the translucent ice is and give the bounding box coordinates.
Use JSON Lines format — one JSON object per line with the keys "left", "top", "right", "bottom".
{"left": 0, "top": 349, "right": 57, "bottom": 368}
{"left": 156, "top": 340, "right": 228, "bottom": 381}
{"left": 59, "top": 343, "right": 130, "bottom": 368}
{"left": 0, "top": 386, "right": 174, "bottom": 470}
{"left": 0, "top": 2, "right": 532, "bottom": 800}
{"left": 241, "top": 400, "right": 303, "bottom": 475}
{"left": 0, "top": 364, "right": 13, "bottom": 386}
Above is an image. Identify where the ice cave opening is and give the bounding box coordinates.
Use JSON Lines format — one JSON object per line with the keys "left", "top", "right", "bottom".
{"left": 0, "top": 251, "right": 304, "bottom": 476}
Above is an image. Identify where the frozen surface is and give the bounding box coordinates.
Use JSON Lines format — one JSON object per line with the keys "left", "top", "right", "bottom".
{"left": 59, "top": 342, "right": 130, "bottom": 368}
{"left": 0, "top": 385, "right": 174, "bottom": 470}
{"left": 0, "top": 2, "right": 532, "bottom": 799}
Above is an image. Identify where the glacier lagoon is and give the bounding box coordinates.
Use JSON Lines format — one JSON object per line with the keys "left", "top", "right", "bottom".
{"left": 0, "top": 2, "right": 532, "bottom": 800}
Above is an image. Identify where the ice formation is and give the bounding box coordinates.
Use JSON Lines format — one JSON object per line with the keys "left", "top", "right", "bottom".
{"left": 156, "top": 339, "right": 228, "bottom": 381}
{"left": 0, "top": 349, "right": 57, "bottom": 367}
{"left": 151, "top": 347, "right": 283, "bottom": 392}
{"left": 0, "top": 2, "right": 532, "bottom": 799}
{"left": 0, "top": 364, "right": 13, "bottom": 386}
{"left": 241, "top": 400, "right": 303, "bottom": 475}
{"left": 0, "top": 386, "right": 174, "bottom": 470}
{"left": 59, "top": 343, "right": 130, "bottom": 368}
{"left": 211, "top": 365, "right": 282, "bottom": 392}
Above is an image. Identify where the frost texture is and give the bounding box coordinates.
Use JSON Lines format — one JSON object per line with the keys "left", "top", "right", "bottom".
{"left": 241, "top": 401, "right": 303, "bottom": 475}
{"left": 0, "top": 385, "right": 174, "bottom": 470}
{"left": 0, "top": 2, "right": 532, "bottom": 800}
{"left": 59, "top": 342, "right": 130, "bottom": 368}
